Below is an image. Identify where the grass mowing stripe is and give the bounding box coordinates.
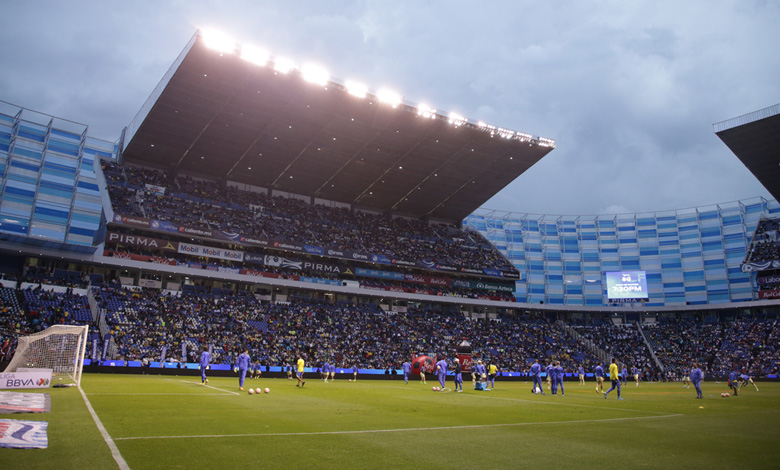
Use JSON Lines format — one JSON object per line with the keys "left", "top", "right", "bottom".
{"left": 79, "top": 385, "right": 131, "bottom": 470}
{"left": 381, "top": 384, "right": 678, "bottom": 415}
{"left": 113, "top": 413, "right": 683, "bottom": 441}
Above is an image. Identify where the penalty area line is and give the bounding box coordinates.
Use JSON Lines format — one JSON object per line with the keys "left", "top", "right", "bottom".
{"left": 79, "top": 385, "right": 131, "bottom": 470}
{"left": 114, "top": 413, "right": 683, "bottom": 441}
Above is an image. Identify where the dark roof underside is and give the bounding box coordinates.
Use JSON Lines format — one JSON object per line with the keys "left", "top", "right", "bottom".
{"left": 122, "top": 34, "right": 554, "bottom": 222}
{"left": 715, "top": 107, "right": 780, "bottom": 203}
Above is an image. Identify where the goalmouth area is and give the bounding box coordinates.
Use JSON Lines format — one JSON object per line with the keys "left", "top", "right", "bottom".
{"left": 1, "top": 374, "right": 778, "bottom": 469}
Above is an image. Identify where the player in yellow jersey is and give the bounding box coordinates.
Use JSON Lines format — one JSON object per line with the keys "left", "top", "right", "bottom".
{"left": 604, "top": 358, "right": 623, "bottom": 400}
{"left": 296, "top": 353, "right": 306, "bottom": 387}
{"left": 486, "top": 362, "right": 498, "bottom": 390}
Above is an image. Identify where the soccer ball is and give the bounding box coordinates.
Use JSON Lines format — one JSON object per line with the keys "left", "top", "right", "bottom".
{"left": 255, "top": 388, "right": 262, "bottom": 394}
{"left": 248, "top": 389, "right": 254, "bottom": 395}
{"left": 725, "top": 392, "right": 730, "bottom": 398}
{"left": 264, "top": 388, "right": 270, "bottom": 394}
{"left": 534, "top": 387, "right": 541, "bottom": 394}
{"left": 349, "top": 379, "right": 352, "bottom": 382}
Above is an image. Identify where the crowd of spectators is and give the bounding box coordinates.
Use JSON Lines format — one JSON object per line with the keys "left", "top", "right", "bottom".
{"left": 0, "top": 286, "right": 100, "bottom": 361}
{"left": 710, "top": 319, "right": 779, "bottom": 377}
{"left": 570, "top": 323, "right": 661, "bottom": 380}
{"left": 746, "top": 217, "right": 780, "bottom": 264}
{"left": 3, "top": 282, "right": 778, "bottom": 378}
{"left": 643, "top": 322, "right": 723, "bottom": 379}
{"left": 101, "top": 161, "right": 516, "bottom": 274}
{"left": 95, "top": 285, "right": 597, "bottom": 372}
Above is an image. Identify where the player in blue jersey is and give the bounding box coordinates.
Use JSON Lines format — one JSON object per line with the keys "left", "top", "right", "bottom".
{"left": 556, "top": 361, "right": 565, "bottom": 396}
{"left": 578, "top": 365, "right": 585, "bottom": 385}
{"left": 621, "top": 365, "right": 628, "bottom": 385}
{"left": 322, "top": 361, "right": 330, "bottom": 381}
{"left": 478, "top": 360, "right": 487, "bottom": 388}
{"left": 436, "top": 356, "right": 449, "bottom": 391}
{"left": 352, "top": 364, "right": 358, "bottom": 381}
{"left": 595, "top": 362, "right": 605, "bottom": 394}
{"left": 690, "top": 363, "right": 703, "bottom": 399}
{"left": 739, "top": 373, "right": 759, "bottom": 392}
{"left": 234, "top": 349, "right": 251, "bottom": 391}
{"left": 198, "top": 347, "right": 210, "bottom": 385}
{"left": 453, "top": 358, "right": 463, "bottom": 392}
{"left": 403, "top": 360, "right": 411, "bottom": 384}
{"left": 530, "top": 359, "right": 545, "bottom": 394}
{"left": 604, "top": 358, "right": 623, "bottom": 400}
{"left": 632, "top": 366, "right": 639, "bottom": 386}
{"left": 727, "top": 369, "right": 739, "bottom": 396}
{"left": 329, "top": 363, "right": 336, "bottom": 382}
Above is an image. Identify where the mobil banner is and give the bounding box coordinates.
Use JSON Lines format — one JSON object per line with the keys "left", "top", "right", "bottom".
{"left": 178, "top": 242, "right": 244, "bottom": 262}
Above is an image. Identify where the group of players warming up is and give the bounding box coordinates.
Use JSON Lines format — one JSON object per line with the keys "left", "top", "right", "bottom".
{"left": 197, "top": 346, "right": 760, "bottom": 400}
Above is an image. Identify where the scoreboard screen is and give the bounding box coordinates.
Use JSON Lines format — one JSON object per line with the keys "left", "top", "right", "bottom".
{"left": 605, "top": 271, "right": 648, "bottom": 300}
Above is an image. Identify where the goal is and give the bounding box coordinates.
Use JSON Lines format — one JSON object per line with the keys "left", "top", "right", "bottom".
{"left": 4, "top": 325, "right": 89, "bottom": 387}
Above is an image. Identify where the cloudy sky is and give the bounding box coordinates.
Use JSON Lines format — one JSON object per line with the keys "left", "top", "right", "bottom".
{"left": 1, "top": 1, "right": 778, "bottom": 216}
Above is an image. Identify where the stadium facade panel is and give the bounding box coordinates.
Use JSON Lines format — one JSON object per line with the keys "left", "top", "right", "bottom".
{"left": 0, "top": 101, "right": 117, "bottom": 250}
{"left": 465, "top": 198, "right": 780, "bottom": 306}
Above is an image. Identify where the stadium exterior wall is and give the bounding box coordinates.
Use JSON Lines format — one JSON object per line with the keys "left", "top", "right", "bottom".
{"left": 0, "top": 102, "right": 117, "bottom": 249}
{"left": 465, "top": 198, "right": 780, "bottom": 307}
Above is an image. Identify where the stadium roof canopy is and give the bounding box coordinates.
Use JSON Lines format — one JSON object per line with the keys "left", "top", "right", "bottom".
{"left": 715, "top": 103, "right": 780, "bottom": 204}
{"left": 121, "top": 30, "right": 555, "bottom": 222}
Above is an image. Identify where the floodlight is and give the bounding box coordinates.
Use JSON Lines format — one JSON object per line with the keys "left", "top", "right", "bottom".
{"left": 241, "top": 45, "right": 268, "bottom": 66}
{"left": 449, "top": 112, "right": 466, "bottom": 126}
{"left": 274, "top": 57, "right": 296, "bottom": 73}
{"left": 377, "top": 89, "right": 401, "bottom": 107}
{"left": 345, "top": 80, "right": 368, "bottom": 98}
{"left": 202, "top": 29, "right": 235, "bottom": 54}
{"left": 302, "top": 63, "right": 329, "bottom": 86}
{"left": 417, "top": 104, "right": 436, "bottom": 119}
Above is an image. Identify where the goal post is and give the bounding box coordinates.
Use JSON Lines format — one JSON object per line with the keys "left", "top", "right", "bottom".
{"left": 4, "top": 325, "right": 90, "bottom": 387}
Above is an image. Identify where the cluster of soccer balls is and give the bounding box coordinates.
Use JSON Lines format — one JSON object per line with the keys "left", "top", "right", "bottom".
{"left": 432, "top": 386, "right": 441, "bottom": 391}
{"left": 720, "top": 392, "right": 731, "bottom": 398}
{"left": 248, "top": 387, "right": 270, "bottom": 395}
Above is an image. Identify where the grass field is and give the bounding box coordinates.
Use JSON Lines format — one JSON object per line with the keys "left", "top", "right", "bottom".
{"left": 2, "top": 373, "right": 779, "bottom": 469}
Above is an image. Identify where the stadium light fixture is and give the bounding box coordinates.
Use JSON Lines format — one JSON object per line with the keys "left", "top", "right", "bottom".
{"left": 345, "top": 80, "right": 368, "bottom": 98}
{"left": 241, "top": 45, "right": 268, "bottom": 66}
{"left": 274, "top": 57, "right": 296, "bottom": 74}
{"left": 202, "top": 29, "right": 235, "bottom": 54}
{"left": 417, "top": 104, "right": 436, "bottom": 119}
{"left": 377, "top": 88, "right": 401, "bottom": 108}
{"left": 302, "top": 63, "right": 329, "bottom": 86}
{"left": 449, "top": 112, "right": 466, "bottom": 127}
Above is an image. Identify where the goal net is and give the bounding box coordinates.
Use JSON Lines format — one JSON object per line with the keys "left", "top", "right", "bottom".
{"left": 4, "top": 325, "right": 89, "bottom": 387}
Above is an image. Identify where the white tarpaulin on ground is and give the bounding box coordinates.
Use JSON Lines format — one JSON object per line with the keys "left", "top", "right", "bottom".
{"left": 0, "top": 419, "right": 48, "bottom": 449}
{"left": 0, "top": 392, "right": 51, "bottom": 414}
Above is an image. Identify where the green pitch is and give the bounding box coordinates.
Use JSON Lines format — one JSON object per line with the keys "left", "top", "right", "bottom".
{"left": 2, "top": 374, "right": 779, "bottom": 469}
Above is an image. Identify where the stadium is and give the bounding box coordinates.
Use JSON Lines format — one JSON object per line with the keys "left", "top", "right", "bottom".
{"left": 1, "top": 29, "right": 779, "bottom": 469}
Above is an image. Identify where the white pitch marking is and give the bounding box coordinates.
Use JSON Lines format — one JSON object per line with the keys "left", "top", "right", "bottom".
{"left": 114, "top": 413, "right": 683, "bottom": 441}
{"left": 79, "top": 386, "right": 131, "bottom": 470}
{"left": 87, "top": 393, "right": 231, "bottom": 396}
{"left": 180, "top": 380, "right": 240, "bottom": 395}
